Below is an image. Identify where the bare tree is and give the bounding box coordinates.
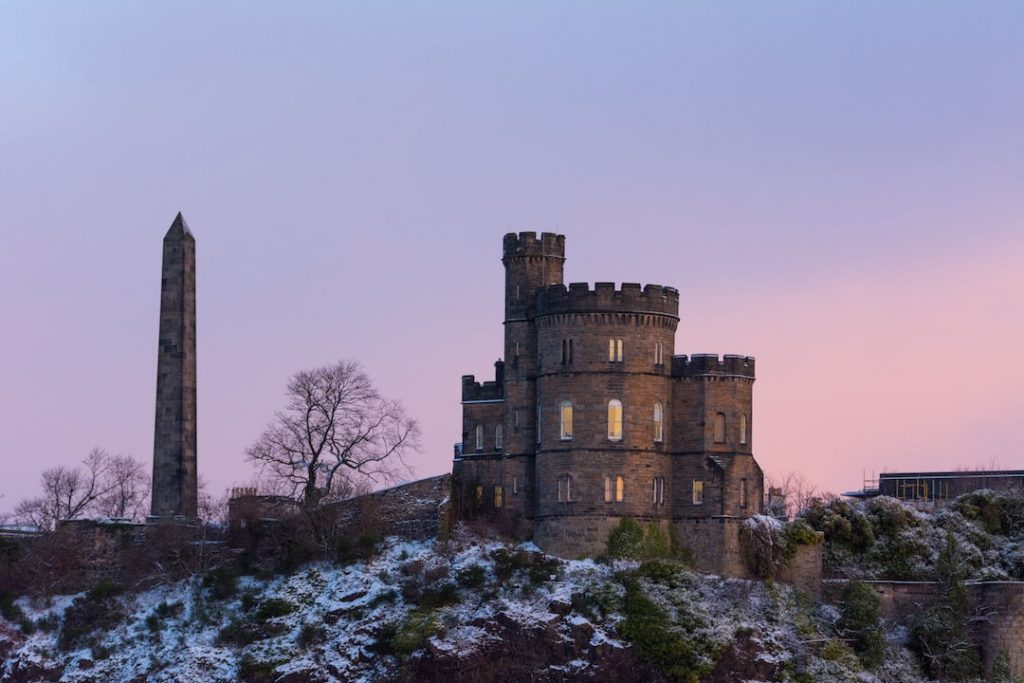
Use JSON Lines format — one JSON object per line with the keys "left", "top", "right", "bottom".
{"left": 246, "top": 360, "right": 420, "bottom": 508}
{"left": 93, "top": 454, "right": 149, "bottom": 520}
{"left": 764, "top": 471, "right": 822, "bottom": 519}
{"left": 13, "top": 449, "right": 149, "bottom": 530}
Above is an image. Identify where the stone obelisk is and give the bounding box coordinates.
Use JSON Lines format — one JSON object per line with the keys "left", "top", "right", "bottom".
{"left": 150, "top": 213, "right": 198, "bottom": 519}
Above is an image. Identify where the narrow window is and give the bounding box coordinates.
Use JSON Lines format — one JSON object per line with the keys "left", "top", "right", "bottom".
{"left": 495, "top": 424, "right": 503, "bottom": 450}
{"left": 560, "top": 400, "right": 573, "bottom": 440}
{"left": 514, "top": 409, "right": 521, "bottom": 431}
{"left": 513, "top": 341, "right": 520, "bottom": 369}
{"left": 494, "top": 485, "right": 504, "bottom": 509}
{"left": 561, "top": 339, "right": 567, "bottom": 365}
{"left": 740, "top": 414, "right": 748, "bottom": 445}
{"left": 536, "top": 404, "right": 542, "bottom": 444}
{"left": 558, "top": 475, "right": 573, "bottom": 502}
{"left": 615, "top": 475, "right": 624, "bottom": 502}
{"left": 608, "top": 399, "right": 623, "bottom": 441}
{"left": 608, "top": 338, "right": 615, "bottom": 361}
{"left": 475, "top": 424, "right": 484, "bottom": 451}
{"left": 568, "top": 339, "right": 574, "bottom": 364}
{"left": 740, "top": 479, "right": 747, "bottom": 509}
{"left": 616, "top": 338, "right": 623, "bottom": 362}
{"left": 713, "top": 413, "right": 726, "bottom": 444}
{"left": 654, "top": 341, "right": 664, "bottom": 366}
{"left": 692, "top": 479, "right": 704, "bottom": 505}
{"left": 653, "top": 401, "right": 664, "bottom": 442}
{"left": 652, "top": 477, "right": 665, "bottom": 505}
{"left": 515, "top": 284, "right": 521, "bottom": 302}
{"left": 474, "top": 485, "right": 484, "bottom": 506}
{"left": 604, "top": 476, "right": 612, "bottom": 503}
{"left": 512, "top": 475, "right": 519, "bottom": 495}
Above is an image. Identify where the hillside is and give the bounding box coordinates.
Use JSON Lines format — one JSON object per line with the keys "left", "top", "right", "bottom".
{"left": 1, "top": 528, "right": 933, "bottom": 683}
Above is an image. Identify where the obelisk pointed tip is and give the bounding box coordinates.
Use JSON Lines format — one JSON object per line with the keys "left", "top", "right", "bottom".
{"left": 165, "top": 212, "right": 193, "bottom": 239}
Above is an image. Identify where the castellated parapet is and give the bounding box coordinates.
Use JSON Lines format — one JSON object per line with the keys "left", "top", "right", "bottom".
{"left": 453, "top": 233, "right": 764, "bottom": 573}
{"left": 536, "top": 282, "right": 680, "bottom": 318}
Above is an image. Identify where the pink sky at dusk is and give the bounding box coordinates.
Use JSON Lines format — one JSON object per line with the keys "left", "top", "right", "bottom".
{"left": 1, "top": 2, "right": 1021, "bottom": 514}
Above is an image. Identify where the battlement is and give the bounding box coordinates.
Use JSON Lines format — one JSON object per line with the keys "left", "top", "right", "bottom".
{"left": 503, "top": 232, "right": 566, "bottom": 261}
{"left": 672, "top": 354, "right": 755, "bottom": 378}
{"left": 462, "top": 360, "right": 505, "bottom": 402}
{"left": 535, "top": 282, "right": 680, "bottom": 318}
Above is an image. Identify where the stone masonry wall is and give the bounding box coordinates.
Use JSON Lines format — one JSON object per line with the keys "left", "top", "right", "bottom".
{"left": 822, "top": 580, "right": 1024, "bottom": 677}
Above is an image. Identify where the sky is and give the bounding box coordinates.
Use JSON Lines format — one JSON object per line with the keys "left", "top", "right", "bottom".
{"left": 1, "top": 1, "right": 1021, "bottom": 514}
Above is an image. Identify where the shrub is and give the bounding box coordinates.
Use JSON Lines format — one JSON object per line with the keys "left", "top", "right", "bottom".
{"left": 457, "top": 564, "right": 487, "bottom": 589}
{"left": 837, "top": 581, "right": 885, "bottom": 668}
{"left": 373, "top": 609, "right": 437, "bottom": 660}
{"left": 59, "top": 579, "right": 126, "bottom": 649}
{"left": 237, "top": 655, "right": 283, "bottom": 683}
{"left": 617, "top": 575, "right": 715, "bottom": 683}
{"left": 0, "top": 592, "right": 23, "bottom": 621}
{"left": 336, "top": 533, "right": 382, "bottom": 565}
{"left": 528, "top": 555, "right": 561, "bottom": 585}
{"left": 420, "top": 582, "right": 459, "bottom": 609}
{"left": 782, "top": 519, "right": 821, "bottom": 560}
{"left": 490, "top": 548, "right": 531, "bottom": 581}
{"left": 800, "top": 498, "right": 874, "bottom": 551}
{"left": 203, "top": 565, "right": 241, "bottom": 600}
{"left": 255, "top": 598, "right": 296, "bottom": 620}
{"left": 739, "top": 516, "right": 786, "bottom": 579}
{"left": 992, "top": 650, "right": 1021, "bottom": 683}
{"left": 910, "top": 530, "right": 981, "bottom": 679}
{"left": 606, "top": 519, "right": 671, "bottom": 561}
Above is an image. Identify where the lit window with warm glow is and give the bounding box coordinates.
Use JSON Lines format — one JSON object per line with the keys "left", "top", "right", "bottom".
{"left": 608, "top": 399, "right": 623, "bottom": 440}
{"left": 616, "top": 475, "right": 624, "bottom": 502}
{"left": 653, "top": 401, "right": 664, "bottom": 442}
{"left": 494, "top": 485, "right": 504, "bottom": 508}
{"left": 692, "top": 479, "right": 704, "bottom": 505}
{"left": 560, "top": 400, "right": 573, "bottom": 440}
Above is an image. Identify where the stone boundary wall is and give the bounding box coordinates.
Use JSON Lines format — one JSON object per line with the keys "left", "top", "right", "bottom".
{"left": 823, "top": 579, "right": 1024, "bottom": 676}
{"left": 777, "top": 541, "right": 823, "bottom": 597}
{"left": 325, "top": 474, "right": 452, "bottom": 541}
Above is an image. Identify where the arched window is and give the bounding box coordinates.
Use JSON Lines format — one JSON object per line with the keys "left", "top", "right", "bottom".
{"left": 557, "top": 474, "right": 573, "bottom": 503}
{"left": 608, "top": 399, "right": 623, "bottom": 441}
{"left": 495, "top": 424, "right": 504, "bottom": 450}
{"left": 560, "top": 400, "right": 573, "bottom": 440}
{"left": 475, "top": 424, "right": 484, "bottom": 451}
{"left": 740, "top": 414, "right": 748, "bottom": 445}
{"left": 713, "top": 412, "right": 726, "bottom": 444}
{"left": 653, "top": 401, "right": 664, "bottom": 442}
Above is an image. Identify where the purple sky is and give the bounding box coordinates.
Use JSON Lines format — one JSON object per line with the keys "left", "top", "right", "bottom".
{"left": 1, "top": 2, "right": 1022, "bottom": 514}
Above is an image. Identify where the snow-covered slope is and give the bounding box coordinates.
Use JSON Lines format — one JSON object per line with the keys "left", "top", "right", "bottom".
{"left": 0, "top": 530, "right": 934, "bottom": 683}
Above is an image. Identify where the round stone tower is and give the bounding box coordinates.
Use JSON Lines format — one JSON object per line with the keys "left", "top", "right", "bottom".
{"left": 532, "top": 281, "right": 680, "bottom": 556}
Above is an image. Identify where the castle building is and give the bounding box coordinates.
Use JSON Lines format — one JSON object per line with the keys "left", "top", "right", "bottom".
{"left": 452, "top": 232, "right": 764, "bottom": 574}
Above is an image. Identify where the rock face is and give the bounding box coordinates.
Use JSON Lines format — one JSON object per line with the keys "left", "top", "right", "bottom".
{"left": 404, "top": 613, "right": 668, "bottom": 683}
{"left": 151, "top": 212, "right": 198, "bottom": 519}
